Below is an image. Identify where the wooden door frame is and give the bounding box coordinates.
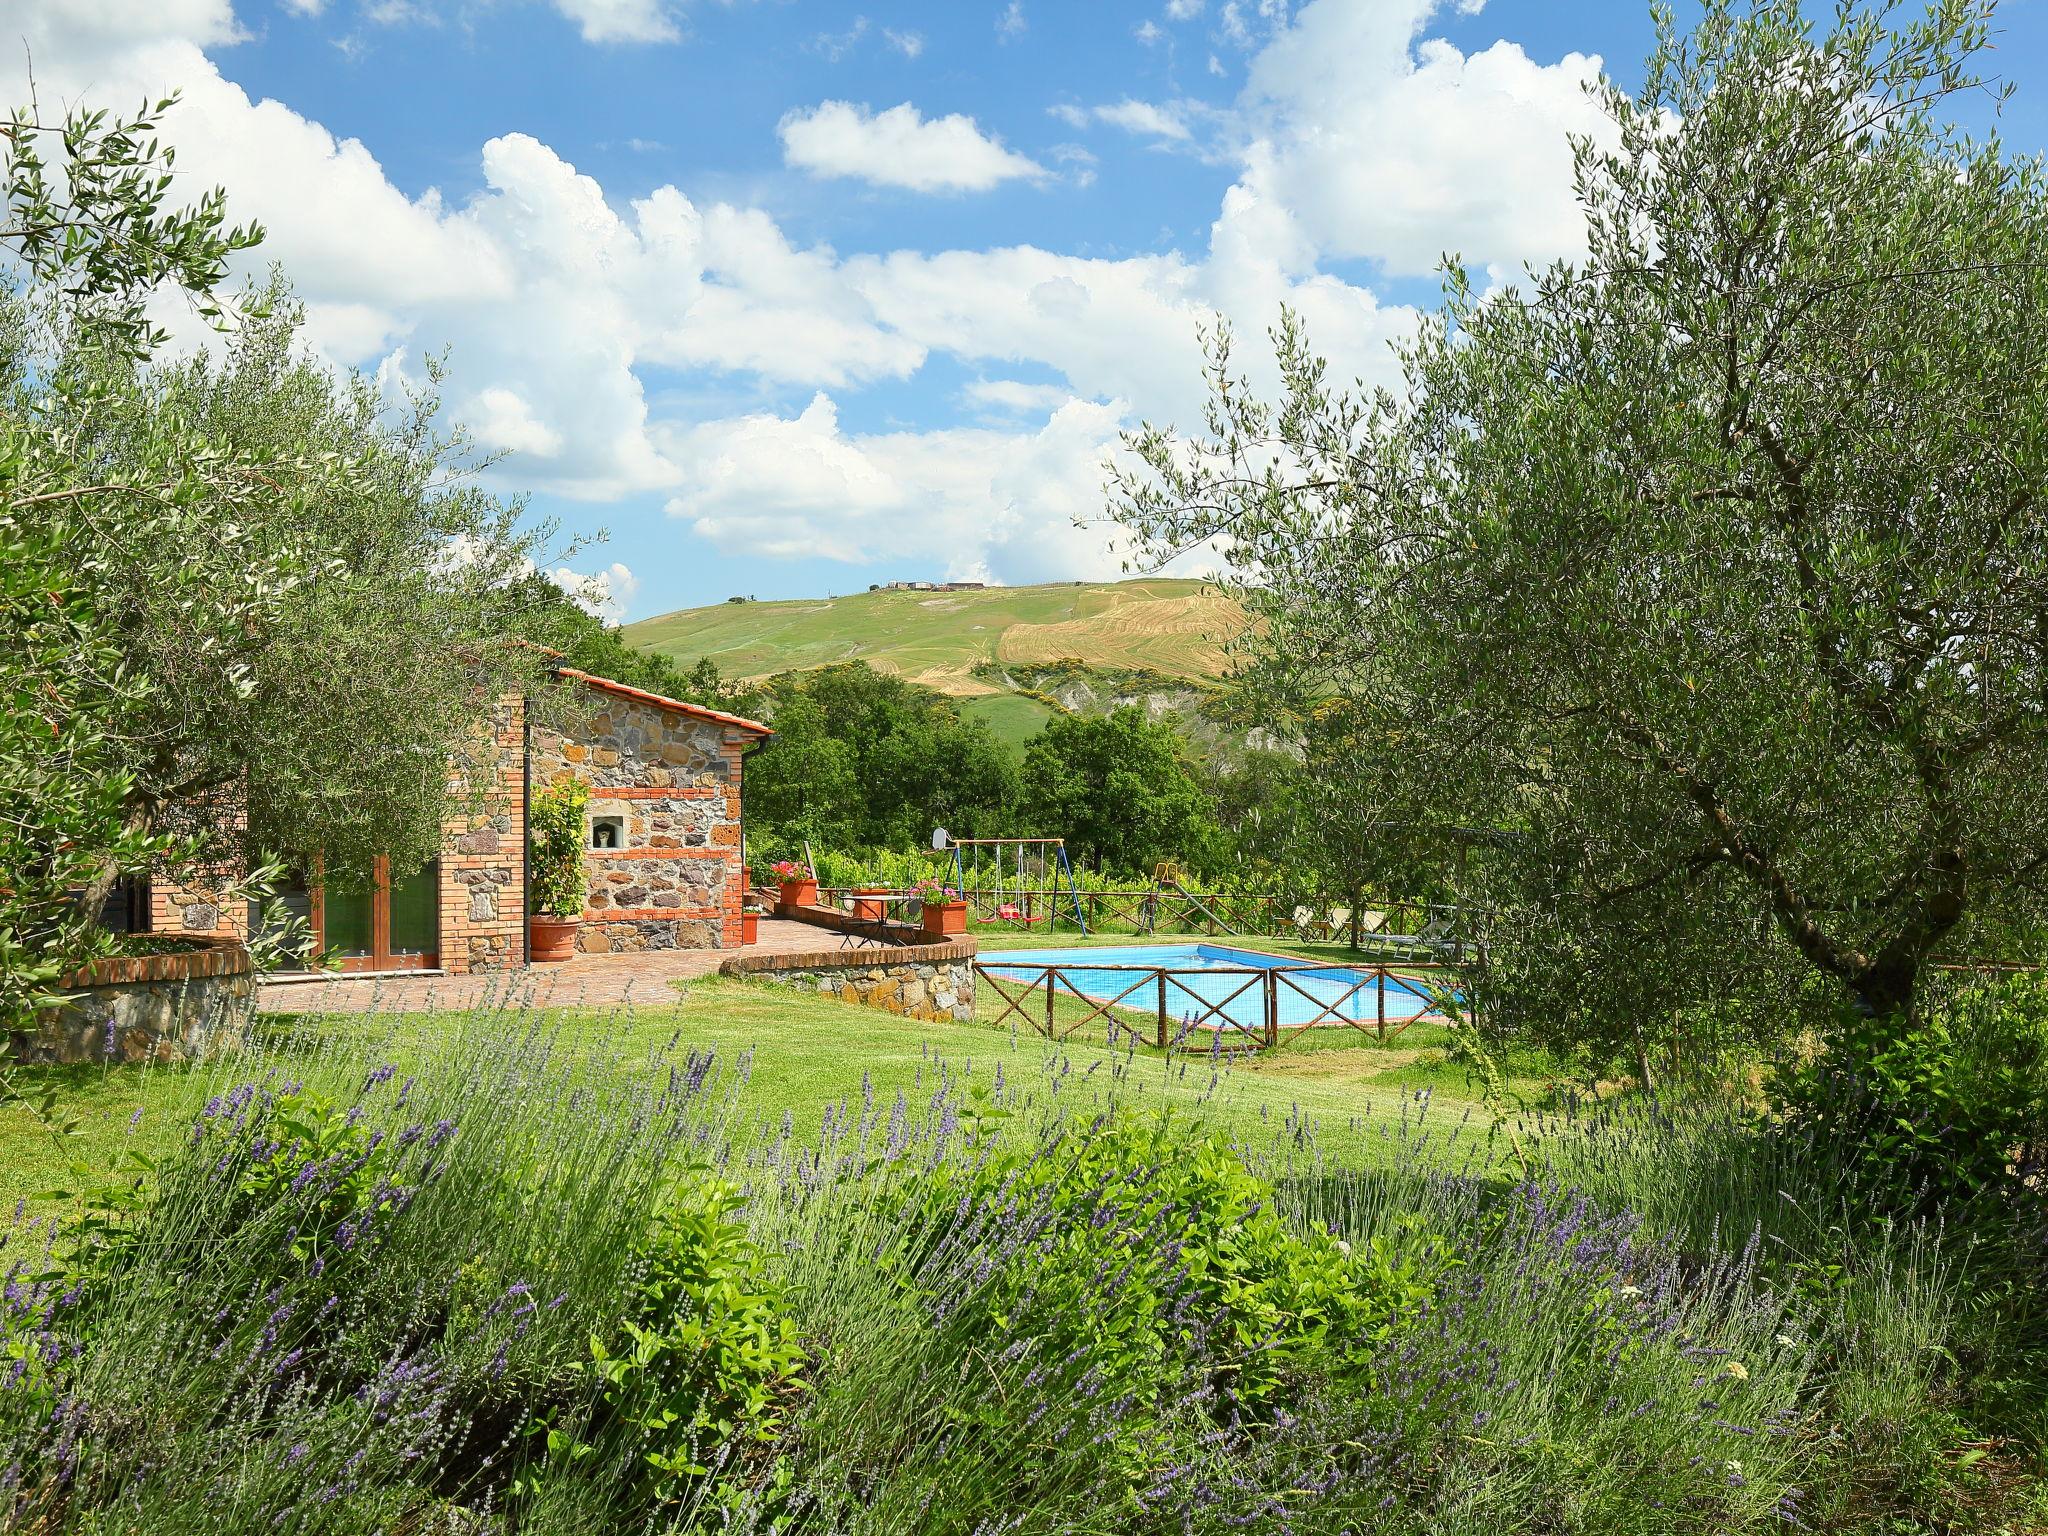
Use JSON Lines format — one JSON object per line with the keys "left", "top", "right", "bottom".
{"left": 317, "top": 856, "right": 440, "bottom": 973}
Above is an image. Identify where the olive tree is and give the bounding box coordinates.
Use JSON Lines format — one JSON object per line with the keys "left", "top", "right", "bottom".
{"left": 0, "top": 92, "right": 274, "bottom": 1016}
{"left": 0, "top": 504, "right": 163, "bottom": 1012}
{"left": 54, "top": 287, "right": 561, "bottom": 891}
{"left": 1115, "top": 0, "right": 2048, "bottom": 1041}
{"left": 1, "top": 93, "right": 561, "bottom": 1023}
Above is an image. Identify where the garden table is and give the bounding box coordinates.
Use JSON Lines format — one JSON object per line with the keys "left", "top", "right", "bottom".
{"left": 837, "top": 892, "right": 920, "bottom": 949}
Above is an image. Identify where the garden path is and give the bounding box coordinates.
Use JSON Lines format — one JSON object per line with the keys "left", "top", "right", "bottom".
{"left": 257, "top": 918, "right": 827, "bottom": 1014}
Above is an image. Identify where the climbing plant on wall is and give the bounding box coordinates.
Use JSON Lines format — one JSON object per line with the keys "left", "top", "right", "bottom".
{"left": 529, "top": 779, "right": 592, "bottom": 919}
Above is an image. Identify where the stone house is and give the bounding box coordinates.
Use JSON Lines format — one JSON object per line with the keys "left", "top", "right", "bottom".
{"left": 137, "top": 667, "right": 773, "bottom": 973}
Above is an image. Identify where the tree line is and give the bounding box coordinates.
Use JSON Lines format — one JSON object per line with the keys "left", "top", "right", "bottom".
{"left": 523, "top": 599, "right": 1268, "bottom": 885}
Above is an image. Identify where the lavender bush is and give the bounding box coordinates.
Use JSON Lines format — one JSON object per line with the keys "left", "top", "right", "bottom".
{"left": 0, "top": 1006, "right": 2038, "bottom": 1533}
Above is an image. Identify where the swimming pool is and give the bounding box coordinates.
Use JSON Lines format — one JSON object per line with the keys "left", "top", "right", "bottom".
{"left": 978, "top": 942, "right": 1453, "bottom": 1041}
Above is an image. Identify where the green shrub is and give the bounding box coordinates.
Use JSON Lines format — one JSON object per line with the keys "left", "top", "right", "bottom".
{"left": 54, "top": 1080, "right": 417, "bottom": 1326}
{"left": 913, "top": 1113, "right": 1438, "bottom": 1428}
{"left": 747, "top": 1107, "right": 1449, "bottom": 1536}
{"left": 528, "top": 1177, "right": 806, "bottom": 1514}
{"left": 1774, "top": 974, "right": 2048, "bottom": 1215}
{"left": 529, "top": 778, "right": 591, "bottom": 918}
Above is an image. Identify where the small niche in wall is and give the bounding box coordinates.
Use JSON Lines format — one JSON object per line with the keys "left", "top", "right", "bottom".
{"left": 590, "top": 815, "right": 625, "bottom": 850}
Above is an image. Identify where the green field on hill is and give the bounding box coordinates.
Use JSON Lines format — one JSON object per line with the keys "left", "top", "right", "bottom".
{"left": 624, "top": 578, "right": 1243, "bottom": 699}
{"left": 957, "top": 689, "right": 1060, "bottom": 749}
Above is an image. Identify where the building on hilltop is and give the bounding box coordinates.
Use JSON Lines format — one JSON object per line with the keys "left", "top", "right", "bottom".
{"left": 132, "top": 667, "right": 773, "bottom": 973}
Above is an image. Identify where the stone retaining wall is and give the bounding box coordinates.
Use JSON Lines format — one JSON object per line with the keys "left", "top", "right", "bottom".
{"left": 720, "top": 939, "right": 977, "bottom": 1023}
{"left": 9, "top": 938, "right": 255, "bottom": 1065}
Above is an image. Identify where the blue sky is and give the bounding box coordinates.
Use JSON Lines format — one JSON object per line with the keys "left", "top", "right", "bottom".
{"left": 15, "top": 0, "right": 2046, "bottom": 621}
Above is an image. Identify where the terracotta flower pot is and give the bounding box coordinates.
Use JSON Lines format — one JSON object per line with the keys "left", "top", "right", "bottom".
{"left": 741, "top": 911, "right": 761, "bottom": 945}
{"left": 852, "top": 885, "right": 890, "bottom": 921}
{"left": 528, "top": 915, "right": 582, "bottom": 963}
{"left": 920, "top": 902, "right": 967, "bottom": 937}
{"left": 778, "top": 877, "right": 819, "bottom": 909}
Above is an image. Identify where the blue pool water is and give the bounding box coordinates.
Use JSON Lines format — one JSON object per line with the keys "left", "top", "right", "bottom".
{"left": 979, "top": 943, "right": 1449, "bottom": 1036}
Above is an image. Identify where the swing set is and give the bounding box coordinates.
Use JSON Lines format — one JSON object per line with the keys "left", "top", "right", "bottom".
{"left": 938, "top": 835, "right": 1089, "bottom": 934}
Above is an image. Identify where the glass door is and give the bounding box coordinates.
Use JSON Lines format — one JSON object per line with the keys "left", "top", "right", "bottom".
{"left": 318, "top": 857, "right": 439, "bottom": 972}
{"left": 323, "top": 878, "right": 375, "bottom": 967}
{"left": 387, "top": 861, "right": 439, "bottom": 964}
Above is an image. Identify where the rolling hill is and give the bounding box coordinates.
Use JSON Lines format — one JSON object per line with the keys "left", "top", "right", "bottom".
{"left": 623, "top": 578, "right": 1249, "bottom": 751}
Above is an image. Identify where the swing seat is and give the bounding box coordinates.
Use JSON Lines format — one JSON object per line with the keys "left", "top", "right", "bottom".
{"left": 957, "top": 839, "right": 1085, "bottom": 933}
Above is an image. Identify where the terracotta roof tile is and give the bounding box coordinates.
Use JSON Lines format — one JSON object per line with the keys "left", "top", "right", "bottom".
{"left": 552, "top": 665, "right": 773, "bottom": 736}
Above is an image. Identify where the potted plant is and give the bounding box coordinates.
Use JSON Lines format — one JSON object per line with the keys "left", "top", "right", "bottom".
{"left": 741, "top": 869, "right": 768, "bottom": 944}
{"left": 772, "top": 858, "right": 817, "bottom": 910}
{"left": 913, "top": 878, "right": 968, "bottom": 938}
{"left": 528, "top": 778, "right": 591, "bottom": 962}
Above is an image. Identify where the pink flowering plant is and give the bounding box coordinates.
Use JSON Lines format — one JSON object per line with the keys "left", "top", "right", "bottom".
{"left": 909, "top": 878, "right": 963, "bottom": 907}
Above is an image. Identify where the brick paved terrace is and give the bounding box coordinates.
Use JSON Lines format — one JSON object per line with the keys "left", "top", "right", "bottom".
{"left": 258, "top": 917, "right": 831, "bottom": 1014}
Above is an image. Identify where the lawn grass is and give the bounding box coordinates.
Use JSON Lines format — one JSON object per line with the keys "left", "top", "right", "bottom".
{"left": 0, "top": 973, "right": 1499, "bottom": 1213}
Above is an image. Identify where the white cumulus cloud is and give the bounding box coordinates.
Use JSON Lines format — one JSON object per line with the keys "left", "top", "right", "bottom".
{"left": 964, "top": 379, "right": 1078, "bottom": 414}
{"left": 779, "top": 101, "right": 1046, "bottom": 192}
{"left": 552, "top": 561, "right": 641, "bottom": 622}
{"left": 1093, "top": 98, "right": 1193, "bottom": 140}
{"left": 1240, "top": 0, "right": 1613, "bottom": 276}
{"left": 0, "top": 0, "right": 1615, "bottom": 584}
{"left": 543, "top": 0, "right": 680, "bottom": 44}
{"left": 470, "top": 386, "right": 564, "bottom": 457}
{"left": 661, "top": 394, "right": 1161, "bottom": 584}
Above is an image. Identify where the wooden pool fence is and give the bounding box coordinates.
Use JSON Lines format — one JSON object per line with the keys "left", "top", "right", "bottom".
{"left": 973, "top": 956, "right": 1469, "bottom": 1053}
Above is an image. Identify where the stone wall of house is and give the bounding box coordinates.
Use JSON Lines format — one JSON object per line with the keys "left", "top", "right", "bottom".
{"left": 719, "top": 939, "right": 977, "bottom": 1024}
{"left": 149, "top": 875, "right": 250, "bottom": 940}
{"left": 9, "top": 939, "right": 254, "bottom": 1065}
{"left": 150, "top": 785, "right": 252, "bottom": 941}
{"left": 438, "top": 695, "right": 528, "bottom": 974}
{"left": 532, "top": 687, "right": 757, "bottom": 952}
